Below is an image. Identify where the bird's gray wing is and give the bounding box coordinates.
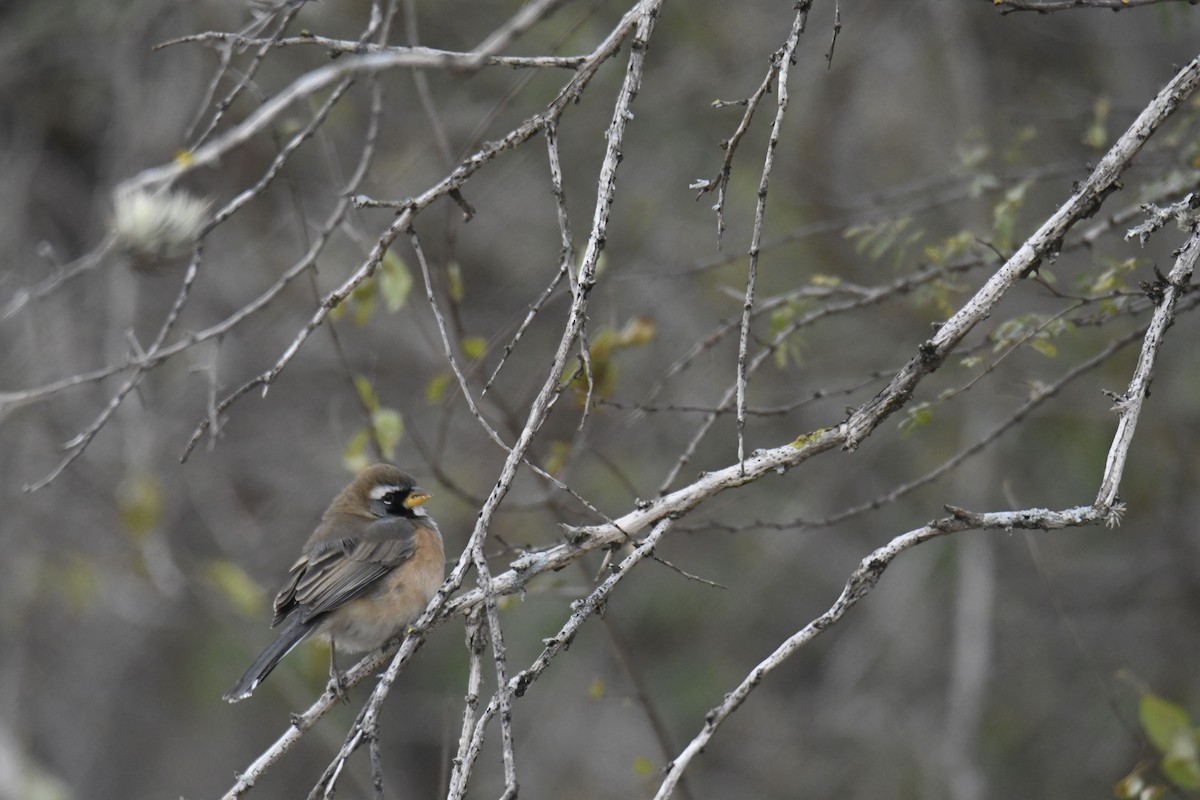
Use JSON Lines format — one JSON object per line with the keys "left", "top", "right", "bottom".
{"left": 272, "top": 514, "right": 420, "bottom": 625}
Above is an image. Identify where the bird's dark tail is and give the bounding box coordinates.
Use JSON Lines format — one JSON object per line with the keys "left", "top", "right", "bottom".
{"left": 223, "top": 615, "right": 314, "bottom": 703}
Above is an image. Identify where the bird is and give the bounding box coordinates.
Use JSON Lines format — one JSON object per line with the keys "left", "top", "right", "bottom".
{"left": 223, "top": 465, "right": 445, "bottom": 703}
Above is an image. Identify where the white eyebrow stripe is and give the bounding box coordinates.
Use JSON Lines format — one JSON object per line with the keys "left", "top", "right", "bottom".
{"left": 368, "top": 484, "right": 400, "bottom": 500}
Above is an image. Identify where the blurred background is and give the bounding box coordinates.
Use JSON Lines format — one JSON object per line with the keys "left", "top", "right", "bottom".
{"left": 2, "top": 1, "right": 1200, "bottom": 798}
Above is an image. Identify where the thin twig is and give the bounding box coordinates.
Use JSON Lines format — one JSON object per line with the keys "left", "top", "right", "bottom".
{"left": 220, "top": 6, "right": 664, "bottom": 796}
{"left": 159, "top": 32, "right": 588, "bottom": 69}
{"left": 189, "top": 1, "right": 306, "bottom": 149}
{"left": 24, "top": 242, "right": 205, "bottom": 491}
{"left": 180, "top": 77, "right": 387, "bottom": 460}
{"left": 446, "top": 610, "right": 486, "bottom": 798}
{"left": 825, "top": 0, "right": 842, "bottom": 69}
{"left": 484, "top": 120, "right": 576, "bottom": 396}
{"left": 652, "top": 504, "right": 1110, "bottom": 799}
{"left": 736, "top": 6, "right": 809, "bottom": 474}
{"left": 991, "top": 0, "right": 1189, "bottom": 12}
{"left": 0, "top": 237, "right": 115, "bottom": 322}
{"left": 1096, "top": 228, "right": 1200, "bottom": 508}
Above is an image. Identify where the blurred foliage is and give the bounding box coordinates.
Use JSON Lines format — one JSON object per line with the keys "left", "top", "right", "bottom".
{"left": 344, "top": 376, "right": 405, "bottom": 472}
{"left": 1116, "top": 693, "right": 1200, "bottom": 798}
{"left": 3, "top": 3, "right": 1200, "bottom": 800}
{"left": 568, "top": 316, "right": 656, "bottom": 404}
{"left": 330, "top": 250, "right": 412, "bottom": 326}
{"left": 116, "top": 470, "right": 164, "bottom": 542}
{"left": 844, "top": 216, "right": 924, "bottom": 267}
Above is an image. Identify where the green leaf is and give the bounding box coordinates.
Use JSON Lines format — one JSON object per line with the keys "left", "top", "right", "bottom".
{"left": 426, "top": 372, "right": 452, "bottom": 405}
{"left": 956, "top": 141, "right": 990, "bottom": 170}
{"left": 355, "top": 375, "right": 379, "bottom": 412}
{"left": 1083, "top": 97, "right": 1111, "bottom": 150}
{"left": 343, "top": 428, "right": 371, "bottom": 473}
{"left": 615, "top": 316, "right": 655, "bottom": 347}
{"left": 379, "top": 251, "right": 412, "bottom": 312}
{"left": 1138, "top": 693, "right": 1200, "bottom": 790}
{"left": 1030, "top": 338, "right": 1057, "bottom": 358}
{"left": 371, "top": 408, "right": 404, "bottom": 460}
{"left": 967, "top": 172, "right": 1000, "bottom": 199}
{"left": 353, "top": 295, "right": 375, "bottom": 326}
{"left": 924, "top": 230, "right": 976, "bottom": 265}
{"left": 899, "top": 402, "right": 934, "bottom": 437}
{"left": 55, "top": 554, "right": 99, "bottom": 613}
{"left": 960, "top": 355, "right": 984, "bottom": 369}
{"left": 1002, "top": 125, "right": 1038, "bottom": 164}
{"left": 545, "top": 440, "right": 573, "bottom": 477}
{"left": 117, "top": 471, "right": 163, "bottom": 542}
{"left": 565, "top": 317, "right": 658, "bottom": 403}
{"left": 1088, "top": 258, "right": 1137, "bottom": 294}
{"left": 340, "top": 278, "right": 378, "bottom": 327}
{"left": 632, "top": 756, "right": 656, "bottom": 777}
{"left": 844, "top": 217, "right": 922, "bottom": 267}
{"left": 1141, "top": 693, "right": 1193, "bottom": 755}
{"left": 588, "top": 677, "right": 605, "bottom": 700}
{"left": 1163, "top": 752, "right": 1200, "bottom": 790}
{"left": 461, "top": 336, "right": 487, "bottom": 360}
{"left": 992, "top": 178, "right": 1034, "bottom": 253}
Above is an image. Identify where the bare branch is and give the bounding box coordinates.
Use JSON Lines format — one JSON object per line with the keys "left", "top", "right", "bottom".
{"left": 653, "top": 503, "right": 1108, "bottom": 799}
{"left": 736, "top": 6, "right": 810, "bottom": 474}
{"left": 990, "top": 0, "right": 1192, "bottom": 13}
{"left": 158, "top": 33, "right": 587, "bottom": 69}
{"left": 1096, "top": 228, "right": 1200, "bottom": 508}
{"left": 843, "top": 52, "right": 1200, "bottom": 450}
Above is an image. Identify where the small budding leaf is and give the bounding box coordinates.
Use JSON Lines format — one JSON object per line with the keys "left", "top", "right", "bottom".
{"left": 1083, "top": 96, "right": 1112, "bottom": 150}
{"left": 960, "top": 355, "right": 984, "bottom": 369}
{"left": 1030, "top": 338, "right": 1057, "bottom": 358}
{"left": 545, "top": 440, "right": 573, "bottom": 477}
{"left": 371, "top": 408, "right": 404, "bottom": 460}
{"left": 1141, "top": 693, "right": 1193, "bottom": 755}
{"left": 633, "top": 756, "right": 656, "bottom": 777}
{"left": 1139, "top": 692, "right": 1200, "bottom": 790}
{"left": 426, "top": 372, "right": 452, "bottom": 405}
{"left": 343, "top": 428, "right": 371, "bottom": 473}
{"left": 380, "top": 251, "right": 412, "bottom": 312}
{"left": 461, "top": 337, "right": 487, "bottom": 360}
{"left": 117, "top": 471, "right": 164, "bottom": 542}
{"left": 56, "top": 555, "right": 99, "bottom": 614}
{"left": 899, "top": 402, "right": 934, "bottom": 437}
{"left": 355, "top": 375, "right": 380, "bottom": 412}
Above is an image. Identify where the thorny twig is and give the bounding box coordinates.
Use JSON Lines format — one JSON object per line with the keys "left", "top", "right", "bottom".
{"left": 990, "top": 0, "right": 1190, "bottom": 13}
{"left": 736, "top": 6, "right": 810, "bottom": 473}
{"left": 159, "top": 33, "right": 587, "bottom": 70}
{"left": 219, "top": 3, "right": 664, "bottom": 796}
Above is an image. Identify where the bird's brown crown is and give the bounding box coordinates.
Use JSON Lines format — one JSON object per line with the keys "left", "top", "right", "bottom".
{"left": 329, "top": 464, "right": 428, "bottom": 519}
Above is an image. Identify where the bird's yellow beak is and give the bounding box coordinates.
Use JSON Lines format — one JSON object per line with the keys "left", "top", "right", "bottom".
{"left": 404, "top": 489, "right": 432, "bottom": 509}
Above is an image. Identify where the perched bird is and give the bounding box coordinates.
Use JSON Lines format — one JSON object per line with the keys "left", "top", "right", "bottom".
{"left": 223, "top": 465, "right": 445, "bottom": 703}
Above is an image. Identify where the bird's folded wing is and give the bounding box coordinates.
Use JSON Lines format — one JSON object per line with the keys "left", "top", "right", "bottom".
{"left": 289, "top": 516, "right": 420, "bottom": 622}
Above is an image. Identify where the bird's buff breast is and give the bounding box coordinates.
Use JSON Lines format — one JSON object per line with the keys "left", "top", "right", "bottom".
{"left": 316, "top": 528, "right": 445, "bottom": 652}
